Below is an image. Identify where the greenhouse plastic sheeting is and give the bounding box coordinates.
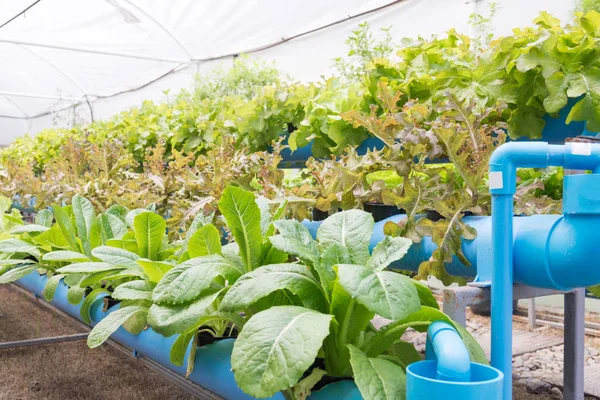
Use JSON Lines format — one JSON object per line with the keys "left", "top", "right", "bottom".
{"left": 0, "top": 0, "right": 578, "bottom": 144}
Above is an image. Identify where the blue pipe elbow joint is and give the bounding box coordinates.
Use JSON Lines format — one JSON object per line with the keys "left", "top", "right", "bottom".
{"left": 425, "top": 321, "right": 471, "bottom": 382}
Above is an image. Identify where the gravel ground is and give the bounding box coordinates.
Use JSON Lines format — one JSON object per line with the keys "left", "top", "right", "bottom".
{"left": 0, "top": 284, "right": 196, "bottom": 400}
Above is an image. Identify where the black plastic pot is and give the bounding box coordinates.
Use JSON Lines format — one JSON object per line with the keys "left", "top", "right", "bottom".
{"left": 197, "top": 326, "right": 238, "bottom": 347}
{"left": 424, "top": 210, "right": 475, "bottom": 222}
{"left": 84, "top": 286, "right": 119, "bottom": 309}
{"left": 312, "top": 208, "right": 331, "bottom": 221}
{"left": 363, "top": 203, "right": 405, "bottom": 222}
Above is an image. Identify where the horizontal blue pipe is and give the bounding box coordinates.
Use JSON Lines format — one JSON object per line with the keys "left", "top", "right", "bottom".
{"left": 305, "top": 211, "right": 600, "bottom": 290}
{"left": 14, "top": 272, "right": 360, "bottom": 399}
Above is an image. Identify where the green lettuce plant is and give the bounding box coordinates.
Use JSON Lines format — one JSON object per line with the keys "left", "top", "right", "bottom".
{"left": 143, "top": 186, "right": 287, "bottom": 375}
{"left": 218, "top": 210, "right": 486, "bottom": 399}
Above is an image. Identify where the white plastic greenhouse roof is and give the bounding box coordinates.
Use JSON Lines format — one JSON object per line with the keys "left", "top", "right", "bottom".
{"left": 0, "top": 0, "right": 577, "bottom": 144}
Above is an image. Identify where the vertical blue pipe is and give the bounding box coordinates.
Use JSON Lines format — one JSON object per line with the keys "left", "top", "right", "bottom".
{"left": 491, "top": 194, "right": 514, "bottom": 400}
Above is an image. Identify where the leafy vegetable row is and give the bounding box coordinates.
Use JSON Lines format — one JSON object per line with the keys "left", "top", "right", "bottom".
{"left": 0, "top": 188, "right": 485, "bottom": 400}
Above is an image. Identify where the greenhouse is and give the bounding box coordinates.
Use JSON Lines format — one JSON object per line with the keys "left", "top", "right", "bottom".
{"left": 2, "top": 0, "right": 600, "bottom": 399}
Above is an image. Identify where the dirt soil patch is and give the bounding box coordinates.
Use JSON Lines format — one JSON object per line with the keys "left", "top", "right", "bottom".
{"left": 0, "top": 284, "right": 197, "bottom": 400}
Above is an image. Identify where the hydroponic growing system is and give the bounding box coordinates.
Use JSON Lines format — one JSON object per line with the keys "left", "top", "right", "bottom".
{"left": 2, "top": 1, "right": 600, "bottom": 400}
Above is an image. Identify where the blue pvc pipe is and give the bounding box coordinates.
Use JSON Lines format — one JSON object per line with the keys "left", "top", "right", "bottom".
{"left": 407, "top": 321, "right": 503, "bottom": 399}
{"left": 15, "top": 273, "right": 286, "bottom": 400}
{"left": 425, "top": 321, "right": 471, "bottom": 382}
{"left": 488, "top": 141, "right": 600, "bottom": 400}
{"left": 490, "top": 194, "right": 514, "bottom": 400}
{"left": 14, "top": 273, "right": 362, "bottom": 399}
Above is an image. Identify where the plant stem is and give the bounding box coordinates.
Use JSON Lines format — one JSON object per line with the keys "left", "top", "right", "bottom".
{"left": 282, "top": 388, "right": 296, "bottom": 400}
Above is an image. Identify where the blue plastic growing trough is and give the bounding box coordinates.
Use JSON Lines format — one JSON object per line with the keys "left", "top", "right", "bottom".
{"left": 14, "top": 272, "right": 365, "bottom": 399}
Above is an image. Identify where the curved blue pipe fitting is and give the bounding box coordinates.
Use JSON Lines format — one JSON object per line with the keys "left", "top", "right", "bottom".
{"left": 407, "top": 321, "right": 503, "bottom": 400}
{"left": 425, "top": 322, "right": 471, "bottom": 382}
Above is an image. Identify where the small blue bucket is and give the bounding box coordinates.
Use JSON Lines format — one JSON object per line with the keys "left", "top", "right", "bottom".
{"left": 406, "top": 321, "right": 503, "bottom": 400}
{"left": 407, "top": 360, "right": 503, "bottom": 400}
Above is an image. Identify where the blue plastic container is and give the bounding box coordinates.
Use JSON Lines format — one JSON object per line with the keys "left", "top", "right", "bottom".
{"left": 511, "top": 97, "right": 584, "bottom": 144}
{"left": 278, "top": 136, "right": 386, "bottom": 168}
{"left": 407, "top": 321, "right": 503, "bottom": 400}
{"left": 407, "top": 361, "right": 503, "bottom": 400}
{"left": 309, "top": 381, "right": 362, "bottom": 400}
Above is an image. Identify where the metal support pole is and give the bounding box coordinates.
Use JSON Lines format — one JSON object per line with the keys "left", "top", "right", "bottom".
{"left": 563, "top": 288, "right": 585, "bottom": 400}
{"left": 0, "top": 333, "right": 88, "bottom": 350}
{"left": 528, "top": 298, "right": 536, "bottom": 331}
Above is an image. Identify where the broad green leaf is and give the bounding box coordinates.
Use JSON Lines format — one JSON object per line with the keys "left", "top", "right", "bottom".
{"left": 81, "top": 288, "right": 111, "bottom": 324}
{"left": 106, "top": 238, "right": 138, "bottom": 253}
{"left": 43, "top": 250, "right": 90, "bottom": 263}
{"left": 0, "top": 265, "right": 37, "bottom": 284}
{"left": 256, "top": 196, "right": 273, "bottom": 237}
{"left": 220, "top": 264, "right": 327, "bottom": 313}
{"left": 152, "top": 254, "right": 241, "bottom": 305}
{"left": 91, "top": 217, "right": 104, "bottom": 250}
{"left": 53, "top": 205, "right": 80, "bottom": 253}
{"left": 0, "top": 239, "right": 40, "bottom": 258}
{"left": 57, "top": 262, "right": 126, "bottom": 274}
{"left": 348, "top": 345, "right": 406, "bottom": 400}
{"left": 126, "top": 209, "right": 146, "bottom": 229}
{"left": 80, "top": 270, "right": 115, "bottom": 287}
{"left": 336, "top": 264, "right": 420, "bottom": 320}
{"left": 367, "top": 236, "right": 412, "bottom": 271}
{"left": 261, "top": 242, "right": 289, "bottom": 265}
{"left": 218, "top": 186, "right": 262, "bottom": 271}
{"left": 317, "top": 210, "right": 374, "bottom": 264}
{"left": 35, "top": 209, "right": 54, "bottom": 227}
{"left": 106, "top": 205, "right": 128, "bottom": 221}
{"left": 318, "top": 243, "right": 351, "bottom": 295}
{"left": 88, "top": 306, "right": 147, "bottom": 348}
{"left": 112, "top": 280, "right": 156, "bottom": 301}
{"left": 99, "top": 213, "right": 128, "bottom": 241}
{"left": 221, "top": 242, "right": 245, "bottom": 272}
{"left": 147, "top": 290, "right": 222, "bottom": 336}
{"left": 325, "top": 280, "right": 374, "bottom": 376}
{"left": 133, "top": 212, "right": 166, "bottom": 261}
{"left": 91, "top": 246, "right": 140, "bottom": 269}
{"left": 266, "top": 200, "right": 287, "bottom": 237}
{"left": 566, "top": 68, "right": 600, "bottom": 130}
{"left": 385, "top": 340, "right": 423, "bottom": 370}
{"left": 0, "top": 259, "right": 34, "bottom": 266}
{"left": 121, "top": 300, "right": 150, "bottom": 335}
{"left": 188, "top": 224, "right": 222, "bottom": 258}
{"left": 136, "top": 259, "right": 174, "bottom": 283}
{"left": 72, "top": 195, "right": 96, "bottom": 257}
{"left": 102, "top": 269, "right": 145, "bottom": 281}
{"left": 10, "top": 225, "right": 49, "bottom": 234}
{"left": 269, "top": 220, "right": 318, "bottom": 263}
{"left": 43, "top": 273, "right": 65, "bottom": 302}
{"left": 170, "top": 328, "right": 196, "bottom": 366}
{"left": 544, "top": 71, "right": 571, "bottom": 113}
{"left": 365, "top": 306, "right": 451, "bottom": 357}
{"left": 414, "top": 281, "right": 439, "bottom": 309}
{"left": 66, "top": 275, "right": 87, "bottom": 305}
{"left": 454, "top": 322, "right": 488, "bottom": 365}
{"left": 231, "top": 306, "right": 332, "bottom": 398}
{"left": 186, "top": 212, "right": 215, "bottom": 241}
{"left": 32, "top": 224, "right": 70, "bottom": 250}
